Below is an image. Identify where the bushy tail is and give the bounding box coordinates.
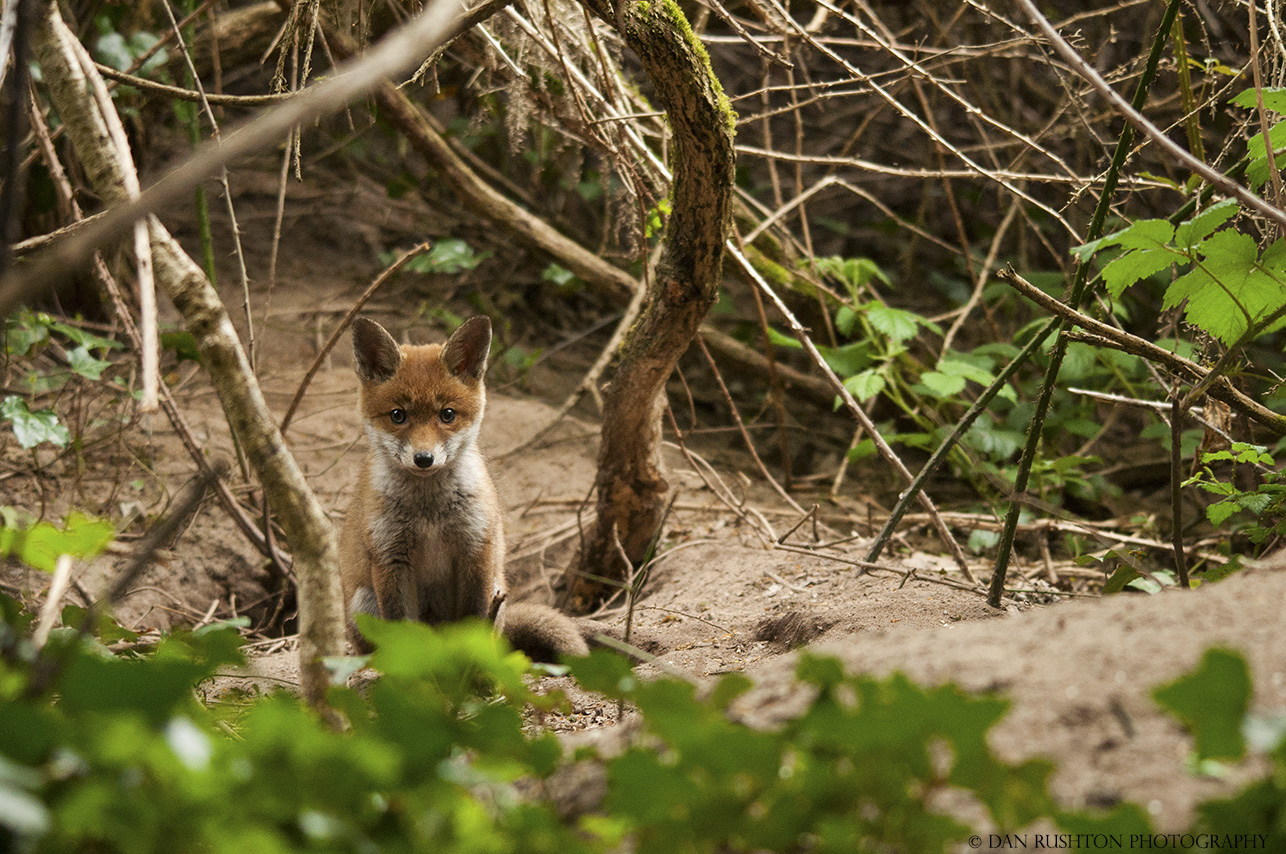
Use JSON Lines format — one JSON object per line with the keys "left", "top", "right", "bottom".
{"left": 499, "top": 602, "right": 590, "bottom": 662}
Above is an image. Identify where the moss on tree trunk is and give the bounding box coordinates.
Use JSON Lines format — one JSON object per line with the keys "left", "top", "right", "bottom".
{"left": 563, "top": 0, "right": 736, "bottom": 610}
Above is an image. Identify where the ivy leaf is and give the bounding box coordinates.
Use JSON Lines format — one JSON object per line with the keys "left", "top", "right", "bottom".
{"left": 1153, "top": 648, "right": 1251, "bottom": 761}
{"left": 94, "top": 31, "right": 134, "bottom": 71}
{"left": 1, "top": 396, "right": 71, "bottom": 449}
{"left": 866, "top": 304, "right": 921, "bottom": 344}
{"left": 49, "top": 322, "right": 123, "bottom": 352}
{"left": 65, "top": 347, "right": 112, "bottom": 381}
{"left": 4, "top": 312, "right": 52, "bottom": 357}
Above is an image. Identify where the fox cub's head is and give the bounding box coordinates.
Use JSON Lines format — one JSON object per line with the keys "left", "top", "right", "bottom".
{"left": 351, "top": 316, "right": 491, "bottom": 477}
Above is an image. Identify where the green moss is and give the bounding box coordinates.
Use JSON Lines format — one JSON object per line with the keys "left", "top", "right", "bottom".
{"left": 745, "top": 245, "right": 795, "bottom": 290}
{"left": 656, "top": 0, "right": 737, "bottom": 137}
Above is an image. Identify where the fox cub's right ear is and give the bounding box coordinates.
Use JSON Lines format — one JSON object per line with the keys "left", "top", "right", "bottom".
{"left": 352, "top": 317, "right": 403, "bottom": 382}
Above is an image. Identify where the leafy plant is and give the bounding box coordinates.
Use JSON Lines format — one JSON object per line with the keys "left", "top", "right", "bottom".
{"left": 1, "top": 396, "right": 71, "bottom": 450}
{"left": 1073, "top": 198, "right": 1286, "bottom": 345}
{"left": 570, "top": 650, "right": 1054, "bottom": 853}
{"left": 381, "top": 239, "right": 492, "bottom": 275}
{"left": 0, "top": 508, "right": 115, "bottom": 573}
{"left": 1184, "top": 443, "right": 1285, "bottom": 553}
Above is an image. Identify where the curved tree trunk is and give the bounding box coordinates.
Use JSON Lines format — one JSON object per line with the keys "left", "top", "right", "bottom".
{"left": 562, "top": 0, "right": 736, "bottom": 610}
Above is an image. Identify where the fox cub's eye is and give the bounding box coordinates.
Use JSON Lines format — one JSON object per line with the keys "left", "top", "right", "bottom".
{"left": 390, "top": 409, "right": 407, "bottom": 424}
{"left": 439, "top": 408, "right": 456, "bottom": 424}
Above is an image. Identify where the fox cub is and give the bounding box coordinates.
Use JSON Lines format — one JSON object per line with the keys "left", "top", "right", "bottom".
{"left": 338, "top": 316, "right": 588, "bottom": 662}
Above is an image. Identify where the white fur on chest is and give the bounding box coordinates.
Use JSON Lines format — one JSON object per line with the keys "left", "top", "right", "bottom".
{"left": 365, "top": 447, "right": 493, "bottom": 565}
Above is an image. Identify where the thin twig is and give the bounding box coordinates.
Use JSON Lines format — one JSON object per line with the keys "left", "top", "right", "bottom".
{"left": 279, "top": 242, "right": 432, "bottom": 434}
{"left": 728, "top": 243, "right": 973, "bottom": 577}
{"left": 26, "top": 469, "right": 220, "bottom": 698}
{"left": 695, "top": 335, "right": 806, "bottom": 515}
{"left": 1015, "top": 0, "right": 1286, "bottom": 234}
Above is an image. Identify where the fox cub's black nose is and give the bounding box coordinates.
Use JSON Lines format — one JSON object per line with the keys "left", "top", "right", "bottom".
{"left": 413, "top": 452, "right": 435, "bottom": 469}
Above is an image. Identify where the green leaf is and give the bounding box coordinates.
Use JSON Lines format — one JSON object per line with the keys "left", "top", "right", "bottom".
{"left": 918, "top": 371, "right": 966, "bottom": 399}
{"left": 936, "top": 354, "right": 995, "bottom": 386}
{"left": 0, "top": 511, "right": 115, "bottom": 572}
{"left": 405, "top": 239, "right": 490, "bottom": 274}
{"left": 866, "top": 304, "right": 921, "bottom": 343}
{"left": 846, "top": 438, "right": 876, "bottom": 462}
{"left": 1173, "top": 198, "right": 1239, "bottom": 248}
{"left": 2, "top": 396, "right": 71, "bottom": 449}
{"left": 49, "top": 322, "right": 123, "bottom": 352}
{"left": 1164, "top": 230, "right": 1286, "bottom": 344}
{"left": 834, "top": 305, "right": 860, "bottom": 337}
{"left": 94, "top": 31, "right": 134, "bottom": 71}
{"left": 161, "top": 331, "right": 201, "bottom": 363}
{"left": 1232, "top": 86, "right": 1286, "bottom": 114}
{"left": 1101, "top": 247, "right": 1180, "bottom": 298}
{"left": 1101, "top": 564, "right": 1142, "bottom": 594}
{"left": 765, "top": 326, "right": 801, "bottom": 350}
{"left": 65, "top": 346, "right": 112, "bottom": 381}
{"left": 817, "top": 341, "right": 873, "bottom": 377}
{"left": 4, "top": 311, "right": 52, "bottom": 356}
{"left": 842, "top": 368, "right": 884, "bottom": 402}
{"left": 1108, "top": 218, "right": 1175, "bottom": 251}
{"left": 816, "top": 255, "right": 889, "bottom": 297}
{"left": 1236, "top": 491, "right": 1274, "bottom": 515}
{"left": 541, "top": 263, "right": 579, "bottom": 292}
{"left": 567, "top": 649, "right": 637, "bottom": 698}
{"left": 1153, "top": 648, "right": 1251, "bottom": 761}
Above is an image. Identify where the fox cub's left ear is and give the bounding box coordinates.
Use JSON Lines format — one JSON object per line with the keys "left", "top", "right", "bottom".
{"left": 442, "top": 316, "right": 492, "bottom": 381}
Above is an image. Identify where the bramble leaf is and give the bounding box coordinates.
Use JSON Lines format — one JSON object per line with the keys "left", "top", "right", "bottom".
{"left": 1173, "top": 199, "right": 1239, "bottom": 248}
{"left": 1231, "top": 86, "right": 1286, "bottom": 113}
{"left": 918, "top": 371, "right": 966, "bottom": 399}
{"left": 1108, "top": 218, "right": 1175, "bottom": 251}
{"left": 843, "top": 368, "right": 885, "bottom": 402}
{"left": 1101, "top": 246, "right": 1180, "bottom": 297}
{"left": 866, "top": 304, "right": 921, "bottom": 343}
{"left": 1163, "top": 231, "right": 1286, "bottom": 344}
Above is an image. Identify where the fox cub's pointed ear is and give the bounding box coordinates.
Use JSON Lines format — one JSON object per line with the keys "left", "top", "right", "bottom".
{"left": 442, "top": 316, "right": 492, "bottom": 380}
{"left": 352, "top": 318, "right": 402, "bottom": 382}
